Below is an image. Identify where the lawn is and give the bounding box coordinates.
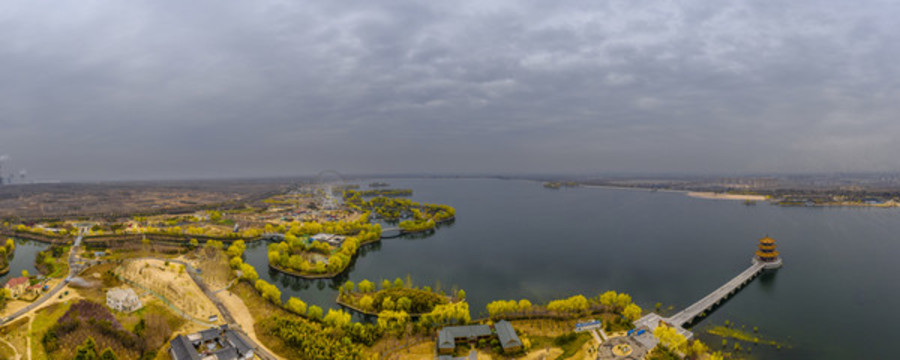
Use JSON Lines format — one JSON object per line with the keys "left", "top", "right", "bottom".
{"left": 528, "top": 332, "right": 591, "bottom": 360}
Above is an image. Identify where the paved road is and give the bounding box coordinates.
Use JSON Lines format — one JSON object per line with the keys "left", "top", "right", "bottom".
{"left": 0, "top": 234, "right": 84, "bottom": 325}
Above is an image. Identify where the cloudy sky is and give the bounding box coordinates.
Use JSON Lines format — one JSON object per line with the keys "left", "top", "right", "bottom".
{"left": 2, "top": 0, "right": 900, "bottom": 181}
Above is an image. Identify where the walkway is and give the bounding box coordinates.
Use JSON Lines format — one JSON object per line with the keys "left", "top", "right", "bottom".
{"left": 668, "top": 260, "right": 765, "bottom": 326}
{"left": 635, "top": 257, "right": 782, "bottom": 341}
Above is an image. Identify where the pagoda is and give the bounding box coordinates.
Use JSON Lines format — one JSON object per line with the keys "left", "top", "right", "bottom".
{"left": 754, "top": 235, "right": 782, "bottom": 269}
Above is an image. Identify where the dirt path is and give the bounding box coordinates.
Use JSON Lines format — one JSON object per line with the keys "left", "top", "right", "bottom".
{"left": 26, "top": 315, "right": 33, "bottom": 360}
{"left": 0, "top": 334, "right": 21, "bottom": 360}
{"left": 215, "top": 291, "right": 285, "bottom": 360}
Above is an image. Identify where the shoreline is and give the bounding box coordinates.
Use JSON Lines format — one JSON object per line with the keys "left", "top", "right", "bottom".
{"left": 686, "top": 192, "right": 768, "bottom": 201}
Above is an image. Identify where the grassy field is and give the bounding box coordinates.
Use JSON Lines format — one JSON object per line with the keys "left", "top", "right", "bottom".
{"left": 29, "top": 301, "right": 74, "bottom": 360}
{"left": 0, "top": 317, "right": 29, "bottom": 360}
{"left": 527, "top": 332, "right": 591, "bottom": 360}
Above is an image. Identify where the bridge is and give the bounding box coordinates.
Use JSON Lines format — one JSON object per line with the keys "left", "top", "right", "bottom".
{"left": 635, "top": 256, "right": 782, "bottom": 340}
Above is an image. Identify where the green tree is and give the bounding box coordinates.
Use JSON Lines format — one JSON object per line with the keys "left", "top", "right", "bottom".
{"left": 308, "top": 305, "right": 324, "bottom": 320}
{"left": 189, "top": 238, "right": 199, "bottom": 249}
{"left": 396, "top": 297, "right": 412, "bottom": 312}
{"left": 623, "top": 303, "right": 642, "bottom": 321}
{"left": 393, "top": 278, "right": 404, "bottom": 289}
{"left": 615, "top": 293, "right": 632, "bottom": 309}
{"left": 324, "top": 309, "right": 352, "bottom": 328}
{"left": 342, "top": 281, "right": 355, "bottom": 293}
{"left": 599, "top": 291, "right": 618, "bottom": 308}
{"left": 239, "top": 263, "right": 258, "bottom": 283}
{"left": 100, "top": 348, "right": 118, "bottom": 360}
{"left": 74, "top": 337, "right": 98, "bottom": 360}
{"left": 359, "top": 295, "right": 374, "bottom": 311}
{"left": 456, "top": 289, "right": 466, "bottom": 300}
{"left": 285, "top": 297, "right": 307, "bottom": 316}
{"left": 20, "top": 269, "right": 28, "bottom": 278}
{"left": 382, "top": 297, "right": 395, "bottom": 311}
{"left": 358, "top": 279, "right": 375, "bottom": 293}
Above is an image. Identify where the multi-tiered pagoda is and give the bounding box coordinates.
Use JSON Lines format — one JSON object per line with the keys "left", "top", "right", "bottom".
{"left": 754, "top": 235, "right": 783, "bottom": 269}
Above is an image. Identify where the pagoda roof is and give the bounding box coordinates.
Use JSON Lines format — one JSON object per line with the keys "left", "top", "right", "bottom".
{"left": 759, "top": 236, "right": 776, "bottom": 244}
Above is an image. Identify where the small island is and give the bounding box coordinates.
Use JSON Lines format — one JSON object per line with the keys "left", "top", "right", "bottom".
{"left": 337, "top": 278, "right": 463, "bottom": 316}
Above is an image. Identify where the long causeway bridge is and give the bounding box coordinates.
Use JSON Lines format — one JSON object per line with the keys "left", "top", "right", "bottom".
{"left": 667, "top": 260, "right": 766, "bottom": 326}
{"left": 636, "top": 237, "right": 783, "bottom": 341}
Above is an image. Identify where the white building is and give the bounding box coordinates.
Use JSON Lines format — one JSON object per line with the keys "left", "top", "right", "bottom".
{"left": 106, "top": 287, "right": 142, "bottom": 313}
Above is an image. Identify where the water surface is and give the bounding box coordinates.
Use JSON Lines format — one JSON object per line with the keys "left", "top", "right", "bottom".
{"left": 243, "top": 178, "right": 900, "bottom": 359}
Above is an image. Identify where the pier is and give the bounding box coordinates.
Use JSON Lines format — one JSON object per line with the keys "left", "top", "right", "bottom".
{"left": 635, "top": 236, "right": 783, "bottom": 340}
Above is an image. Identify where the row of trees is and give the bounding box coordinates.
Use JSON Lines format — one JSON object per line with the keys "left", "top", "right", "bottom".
{"left": 485, "top": 291, "right": 643, "bottom": 322}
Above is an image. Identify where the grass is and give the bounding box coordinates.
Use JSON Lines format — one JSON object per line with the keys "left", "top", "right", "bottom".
{"left": 232, "top": 281, "right": 298, "bottom": 359}
{"left": 0, "top": 337, "right": 15, "bottom": 359}
{"left": 29, "top": 301, "right": 73, "bottom": 360}
{"left": 707, "top": 325, "right": 783, "bottom": 347}
{"left": 528, "top": 332, "right": 591, "bottom": 360}
{"left": 115, "top": 300, "right": 187, "bottom": 334}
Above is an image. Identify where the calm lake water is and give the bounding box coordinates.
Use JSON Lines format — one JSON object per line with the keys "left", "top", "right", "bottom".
{"left": 1, "top": 238, "right": 47, "bottom": 283}
{"left": 237, "top": 178, "right": 900, "bottom": 359}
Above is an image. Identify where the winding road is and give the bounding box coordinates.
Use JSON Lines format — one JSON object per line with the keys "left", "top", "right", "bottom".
{"left": 0, "top": 233, "right": 85, "bottom": 326}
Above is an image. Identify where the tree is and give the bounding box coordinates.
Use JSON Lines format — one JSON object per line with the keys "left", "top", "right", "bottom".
{"left": 518, "top": 299, "right": 532, "bottom": 314}
{"left": 382, "top": 297, "right": 395, "bottom": 311}
{"left": 396, "top": 297, "right": 412, "bottom": 312}
{"left": 393, "top": 278, "right": 404, "bottom": 289}
{"left": 599, "top": 291, "right": 618, "bottom": 308}
{"left": 615, "top": 293, "right": 632, "bottom": 309}
{"left": 255, "top": 279, "right": 282, "bottom": 305}
{"left": 342, "top": 281, "right": 355, "bottom": 293}
{"left": 377, "top": 310, "right": 410, "bottom": 335}
{"left": 381, "top": 279, "right": 392, "bottom": 290}
{"left": 688, "top": 340, "right": 709, "bottom": 357}
{"left": 21, "top": 269, "right": 28, "bottom": 278}
{"left": 359, "top": 295, "right": 374, "bottom": 311}
{"left": 74, "top": 337, "right": 98, "bottom": 360}
{"left": 285, "top": 297, "right": 307, "bottom": 316}
{"left": 358, "top": 279, "right": 375, "bottom": 293}
{"left": 308, "top": 305, "right": 324, "bottom": 320}
{"left": 653, "top": 324, "right": 687, "bottom": 351}
{"left": 456, "top": 289, "right": 466, "bottom": 300}
{"left": 623, "top": 303, "right": 642, "bottom": 321}
{"left": 324, "top": 309, "right": 352, "bottom": 328}
{"left": 239, "top": 263, "right": 258, "bottom": 283}
{"left": 100, "top": 348, "right": 118, "bottom": 360}
{"left": 189, "top": 238, "right": 199, "bottom": 249}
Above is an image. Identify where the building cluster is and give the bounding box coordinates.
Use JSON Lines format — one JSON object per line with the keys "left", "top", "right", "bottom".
{"left": 310, "top": 233, "right": 345, "bottom": 247}
{"left": 436, "top": 320, "right": 522, "bottom": 357}
{"left": 106, "top": 287, "right": 142, "bottom": 313}
{"left": 4, "top": 276, "right": 45, "bottom": 299}
{"left": 169, "top": 325, "right": 254, "bottom": 360}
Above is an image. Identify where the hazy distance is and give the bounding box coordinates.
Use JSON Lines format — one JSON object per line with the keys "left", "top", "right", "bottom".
{"left": 3, "top": 0, "right": 900, "bottom": 181}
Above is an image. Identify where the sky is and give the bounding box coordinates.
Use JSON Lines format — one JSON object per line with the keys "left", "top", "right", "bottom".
{"left": 2, "top": 0, "right": 900, "bottom": 181}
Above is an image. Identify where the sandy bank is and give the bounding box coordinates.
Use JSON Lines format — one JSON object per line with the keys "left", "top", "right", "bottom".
{"left": 686, "top": 192, "right": 767, "bottom": 201}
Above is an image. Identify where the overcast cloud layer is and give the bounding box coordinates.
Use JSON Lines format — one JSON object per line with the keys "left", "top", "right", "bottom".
{"left": 2, "top": 0, "right": 900, "bottom": 181}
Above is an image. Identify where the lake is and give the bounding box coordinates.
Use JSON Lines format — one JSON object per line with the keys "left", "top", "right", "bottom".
{"left": 238, "top": 178, "right": 900, "bottom": 359}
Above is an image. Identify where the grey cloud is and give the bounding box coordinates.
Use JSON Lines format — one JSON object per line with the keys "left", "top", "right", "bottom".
{"left": 2, "top": 0, "right": 900, "bottom": 180}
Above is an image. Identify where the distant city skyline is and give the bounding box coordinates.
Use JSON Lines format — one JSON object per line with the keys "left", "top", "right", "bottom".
{"left": 3, "top": 1, "right": 900, "bottom": 181}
